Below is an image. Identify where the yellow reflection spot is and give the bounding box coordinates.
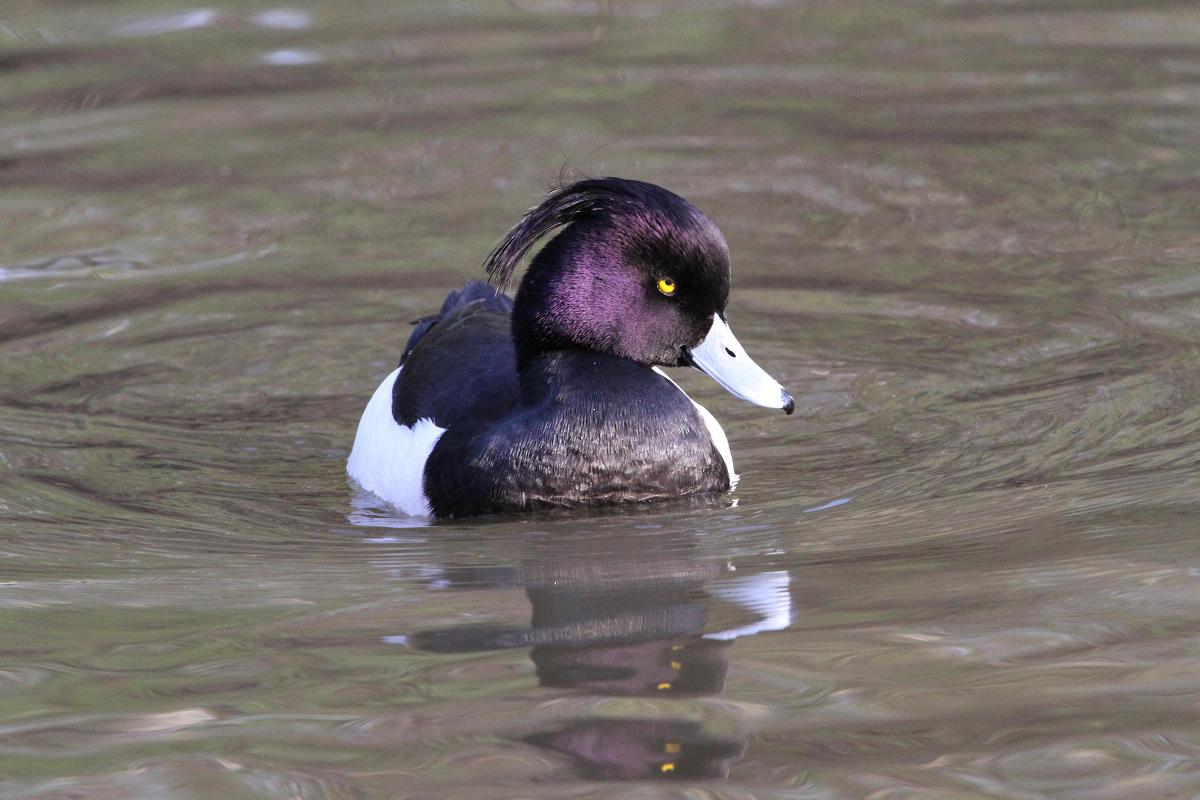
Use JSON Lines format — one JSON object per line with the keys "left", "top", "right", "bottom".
{"left": 657, "top": 277, "right": 677, "bottom": 296}
{"left": 671, "top": 644, "right": 683, "bottom": 652}
{"left": 656, "top": 682, "right": 672, "bottom": 690}
{"left": 660, "top": 762, "right": 676, "bottom": 773}
{"left": 664, "top": 741, "right": 682, "bottom": 754}
{"left": 670, "top": 660, "right": 682, "bottom": 670}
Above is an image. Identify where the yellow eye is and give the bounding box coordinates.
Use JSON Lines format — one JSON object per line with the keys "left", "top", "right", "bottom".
{"left": 657, "top": 277, "right": 677, "bottom": 296}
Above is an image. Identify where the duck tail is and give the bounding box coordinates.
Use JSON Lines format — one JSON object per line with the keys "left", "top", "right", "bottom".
{"left": 437, "top": 279, "right": 513, "bottom": 315}
{"left": 400, "top": 280, "right": 512, "bottom": 365}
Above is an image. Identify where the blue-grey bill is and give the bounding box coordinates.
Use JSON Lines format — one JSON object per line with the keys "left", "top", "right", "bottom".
{"left": 683, "top": 315, "right": 794, "bottom": 414}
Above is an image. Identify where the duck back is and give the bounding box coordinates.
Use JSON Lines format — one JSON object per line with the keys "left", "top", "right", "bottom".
{"left": 393, "top": 282, "right": 519, "bottom": 428}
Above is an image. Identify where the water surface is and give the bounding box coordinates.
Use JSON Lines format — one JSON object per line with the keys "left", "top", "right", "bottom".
{"left": 2, "top": 2, "right": 1200, "bottom": 797}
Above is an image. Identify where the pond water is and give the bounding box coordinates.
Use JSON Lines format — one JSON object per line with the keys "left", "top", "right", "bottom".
{"left": 3, "top": 1, "right": 1200, "bottom": 797}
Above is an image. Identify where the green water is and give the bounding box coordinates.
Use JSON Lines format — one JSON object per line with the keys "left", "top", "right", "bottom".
{"left": 2, "top": 1, "right": 1200, "bottom": 797}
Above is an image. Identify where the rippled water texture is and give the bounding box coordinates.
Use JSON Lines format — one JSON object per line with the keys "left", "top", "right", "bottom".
{"left": 3, "top": 2, "right": 1200, "bottom": 798}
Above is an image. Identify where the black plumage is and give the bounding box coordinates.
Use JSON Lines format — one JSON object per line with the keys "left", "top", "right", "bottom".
{"left": 394, "top": 280, "right": 728, "bottom": 518}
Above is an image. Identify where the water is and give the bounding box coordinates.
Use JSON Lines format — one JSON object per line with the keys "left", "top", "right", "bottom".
{"left": 2, "top": 1, "right": 1200, "bottom": 797}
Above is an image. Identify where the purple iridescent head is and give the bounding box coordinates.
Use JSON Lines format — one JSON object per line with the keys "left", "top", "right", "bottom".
{"left": 485, "top": 178, "right": 728, "bottom": 367}
{"left": 485, "top": 177, "right": 794, "bottom": 413}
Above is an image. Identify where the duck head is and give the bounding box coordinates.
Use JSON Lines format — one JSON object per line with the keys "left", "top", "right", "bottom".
{"left": 485, "top": 178, "right": 794, "bottom": 414}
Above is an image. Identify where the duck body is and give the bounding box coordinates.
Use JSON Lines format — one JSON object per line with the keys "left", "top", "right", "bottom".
{"left": 348, "top": 178, "right": 791, "bottom": 519}
{"left": 351, "top": 282, "right": 732, "bottom": 517}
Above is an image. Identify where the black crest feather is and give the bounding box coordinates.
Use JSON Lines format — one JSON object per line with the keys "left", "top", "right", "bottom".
{"left": 483, "top": 178, "right": 648, "bottom": 293}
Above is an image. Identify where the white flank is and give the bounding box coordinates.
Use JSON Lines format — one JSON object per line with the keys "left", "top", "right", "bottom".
{"left": 347, "top": 367, "right": 446, "bottom": 517}
{"left": 653, "top": 367, "right": 738, "bottom": 488}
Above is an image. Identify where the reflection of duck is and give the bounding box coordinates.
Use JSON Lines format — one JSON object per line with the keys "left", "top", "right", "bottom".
{"left": 347, "top": 178, "right": 793, "bottom": 518}
{"left": 525, "top": 718, "right": 745, "bottom": 781}
{"left": 534, "top": 637, "right": 729, "bottom": 698}
{"left": 405, "top": 556, "right": 791, "bottom": 696}
{"left": 399, "top": 541, "right": 792, "bottom": 780}
{"left": 410, "top": 570, "right": 735, "bottom": 697}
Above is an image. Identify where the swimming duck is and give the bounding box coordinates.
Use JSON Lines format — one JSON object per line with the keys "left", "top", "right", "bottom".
{"left": 348, "top": 178, "right": 792, "bottom": 518}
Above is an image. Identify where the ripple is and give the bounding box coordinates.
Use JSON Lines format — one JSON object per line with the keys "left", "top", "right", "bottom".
{"left": 262, "top": 49, "right": 324, "bottom": 66}
{"left": 252, "top": 9, "right": 313, "bottom": 31}
{"left": 113, "top": 9, "right": 220, "bottom": 38}
{"left": 2, "top": 1, "right": 1200, "bottom": 797}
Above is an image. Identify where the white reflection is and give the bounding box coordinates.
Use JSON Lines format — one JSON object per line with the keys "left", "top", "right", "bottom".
{"left": 262, "top": 49, "right": 322, "bottom": 66}
{"left": 803, "top": 496, "right": 852, "bottom": 513}
{"left": 346, "top": 491, "right": 432, "bottom": 532}
{"left": 705, "top": 570, "right": 792, "bottom": 641}
{"left": 252, "top": 9, "right": 313, "bottom": 30}
{"left": 115, "top": 9, "right": 218, "bottom": 37}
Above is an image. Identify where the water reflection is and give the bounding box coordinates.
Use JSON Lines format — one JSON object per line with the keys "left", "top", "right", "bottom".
{"left": 526, "top": 719, "right": 744, "bottom": 781}
{"left": 399, "top": 538, "right": 792, "bottom": 780}
{"left": 6, "top": 0, "right": 1200, "bottom": 795}
{"left": 114, "top": 9, "right": 219, "bottom": 38}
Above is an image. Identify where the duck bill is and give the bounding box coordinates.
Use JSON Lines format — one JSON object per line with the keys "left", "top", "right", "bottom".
{"left": 682, "top": 315, "right": 794, "bottom": 414}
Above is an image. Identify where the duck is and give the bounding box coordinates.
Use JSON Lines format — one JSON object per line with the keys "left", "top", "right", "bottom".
{"left": 347, "top": 177, "right": 793, "bottom": 518}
